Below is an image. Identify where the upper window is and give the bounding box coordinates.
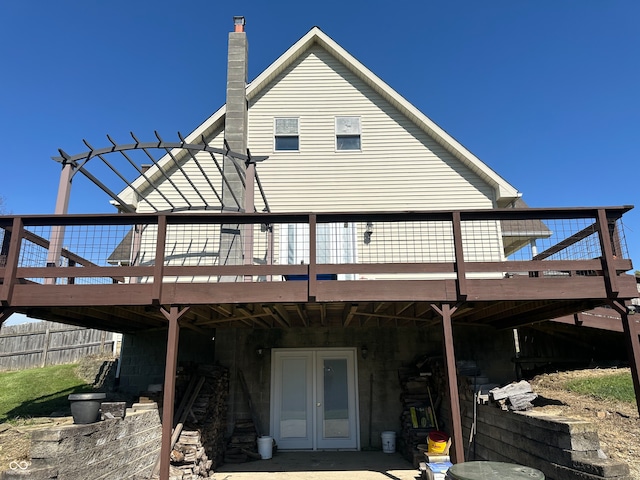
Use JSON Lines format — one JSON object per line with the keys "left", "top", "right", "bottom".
{"left": 274, "top": 117, "right": 299, "bottom": 151}
{"left": 336, "top": 116, "right": 361, "bottom": 151}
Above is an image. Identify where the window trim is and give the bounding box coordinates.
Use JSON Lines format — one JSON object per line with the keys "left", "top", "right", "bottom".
{"left": 335, "top": 116, "right": 362, "bottom": 152}
{"left": 274, "top": 117, "right": 300, "bottom": 152}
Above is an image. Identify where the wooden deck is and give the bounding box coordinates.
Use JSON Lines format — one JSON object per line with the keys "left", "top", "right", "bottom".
{"left": 0, "top": 207, "right": 637, "bottom": 332}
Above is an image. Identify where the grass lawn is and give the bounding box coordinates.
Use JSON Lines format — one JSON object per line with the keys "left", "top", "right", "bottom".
{"left": 0, "top": 364, "right": 93, "bottom": 422}
{"left": 564, "top": 371, "right": 636, "bottom": 403}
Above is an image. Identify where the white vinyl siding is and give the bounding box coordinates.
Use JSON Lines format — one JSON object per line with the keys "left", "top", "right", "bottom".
{"left": 134, "top": 44, "right": 504, "bottom": 269}
{"left": 246, "top": 45, "right": 495, "bottom": 213}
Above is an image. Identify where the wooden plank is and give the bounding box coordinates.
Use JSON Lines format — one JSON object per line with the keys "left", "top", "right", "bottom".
{"left": 0, "top": 218, "right": 23, "bottom": 306}
{"left": 152, "top": 215, "right": 167, "bottom": 304}
{"left": 10, "top": 284, "right": 155, "bottom": 306}
{"left": 452, "top": 211, "right": 467, "bottom": 298}
{"left": 316, "top": 279, "right": 459, "bottom": 303}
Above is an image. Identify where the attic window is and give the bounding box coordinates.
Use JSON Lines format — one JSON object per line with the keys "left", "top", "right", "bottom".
{"left": 274, "top": 117, "right": 299, "bottom": 151}
{"left": 336, "top": 116, "right": 361, "bottom": 151}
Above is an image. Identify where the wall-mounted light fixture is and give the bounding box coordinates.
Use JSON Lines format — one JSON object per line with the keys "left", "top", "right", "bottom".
{"left": 256, "top": 347, "right": 264, "bottom": 358}
{"left": 361, "top": 345, "right": 368, "bottom": 359}
{"left": 364, "top": 222, "right": 374, "bottom": 245}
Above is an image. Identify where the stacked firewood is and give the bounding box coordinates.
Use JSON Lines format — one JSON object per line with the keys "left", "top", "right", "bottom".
{"left": 194, "top": 366, "right": 229, "bottom": 470}
{"left": 489, "top": 380, "right": 537, "bottom": 411}
{"left": 170, "top": 430, "right": 213, "bottom": 479}
{"left": 224, "top": 419, "right": 261, "bottom": 463}
{"left": 165, "top": 365, "right": 229, "bottom": 479}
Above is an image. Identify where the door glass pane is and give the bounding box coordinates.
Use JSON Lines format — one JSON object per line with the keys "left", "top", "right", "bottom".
{"left": 323, "top": 359, "right": 349, "bottom": 438}
{"left": 281, "top": 358, "right": 307, "bottom": 438}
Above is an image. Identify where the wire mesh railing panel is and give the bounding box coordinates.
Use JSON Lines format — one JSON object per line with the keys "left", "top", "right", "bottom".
{"left": 616, "top": 219, "right": 630, "bottom": 259}
{"left": 460, "top": 220, "right": 504, "bottom": 262}
{"left": 163, "top": 224, "right": 221, "bottom": 267}
{"left": 61, "top": 224, "right": 135, "bottom": 267}
{"left": 14, "top": 224, "right": 149, "bottom": 285}
{"left": 17, "top": 226, "right": 52, "bottom": 269}
{"left": 1, "top": 209, "right": 631, "bottom": 289}
{"left": 17, "top": 226, "right": 53, "bottom": 284}
{"left": 62, "top": 224, "right": 138, "bottom": 284}
{"left": 503, "top": 217, "right": 602, "bottom": 262}
{"left": 325, "top": 221, "right": 456, "bottom": 264}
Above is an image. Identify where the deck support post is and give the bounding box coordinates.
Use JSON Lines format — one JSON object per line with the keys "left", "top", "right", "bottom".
{"left": 622, "top": 312, "right": 640, "bottom": 416}
{"left": 0, "top": 217, "right": 23, "bottom": 306}
{"left": 159, "top": 305, "right": 190, "bottom": 480}
{"left": 45, "top": 163, "right": 74, "bottom": 285}
{"left": 610, "top": 300, "right": 640, "bottom": 416}
{"left": 431, "top": 303, "right": 464, "bottom": 463}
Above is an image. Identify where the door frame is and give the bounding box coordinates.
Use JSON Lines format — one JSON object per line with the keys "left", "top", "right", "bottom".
{"left": 270, "top": 347, "right": 360, "bottom": 451}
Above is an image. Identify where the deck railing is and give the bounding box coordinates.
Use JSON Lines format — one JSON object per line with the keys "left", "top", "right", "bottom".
{"left": 0, "top": 207, "right": 634, "bottom": 303}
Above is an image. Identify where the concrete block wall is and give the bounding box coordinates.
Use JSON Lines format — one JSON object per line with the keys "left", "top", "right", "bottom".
{"left": 118, "top": 329, "right": 216, "bottom": 394}
{"left": 459, "top": 400, "right": 631, "bottom": 480}
{"left": 1, "top": 410, "right": 162, "bottom": 480}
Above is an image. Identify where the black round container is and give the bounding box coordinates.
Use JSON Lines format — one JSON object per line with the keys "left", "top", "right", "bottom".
{"left": 68, "top": 393, "right": 106, "bottom": 424}
{"left": 446, "top": 461, "right": 544, "bottom": 480}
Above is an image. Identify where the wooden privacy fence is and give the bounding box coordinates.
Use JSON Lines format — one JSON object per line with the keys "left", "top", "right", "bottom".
{"left": 0, "top": 321, "right": 115, "bottom": 371}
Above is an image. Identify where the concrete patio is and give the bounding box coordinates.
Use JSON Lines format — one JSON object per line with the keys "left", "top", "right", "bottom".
{"left": 211, "top": 451, "right": 421, "bottom": 480}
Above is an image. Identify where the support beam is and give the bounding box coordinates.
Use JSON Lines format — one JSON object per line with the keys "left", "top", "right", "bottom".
{"left": 45, "top": 163, "right": 74, "bottom": 285}
{"left": 596, "top": 209, "right": 618, "bottom": 296}
{"left": 343, "top": 304, "right": 358, "bottom": 327}
{"left": 431, "top": 303, "right": 464, "bottom": 464}
{"left": 452, "top": 211, "right": 467, "bottom": 298}
{"left": 159, "top": 305, "right": 189, "bottom": 480}
{"left": 613, "top": 301, "right": 640, "bottom": 417}
{"left": 308, "top": 214, "right": 317, "bottom": 301}
{"left": 0, "top": 218, "right": 23, "bottom": 306}
{"left": 152, "top": 216, "right": 167, "bottom": 304}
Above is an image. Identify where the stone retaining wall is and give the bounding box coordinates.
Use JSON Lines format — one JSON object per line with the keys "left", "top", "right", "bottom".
{"left": 1, "top": 409, "right": 161, "bottom": 480}
{"left": 459, "top": 400, "right": 631, "bottom": 480}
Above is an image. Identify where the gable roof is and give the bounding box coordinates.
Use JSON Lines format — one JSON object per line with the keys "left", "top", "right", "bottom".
{"left": 122, "top": 26, "right": 520, "bottom": 207}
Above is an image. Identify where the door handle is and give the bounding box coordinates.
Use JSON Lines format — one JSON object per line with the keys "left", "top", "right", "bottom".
{"left": 316, "top": 402, "right": 322, "bottom": 407}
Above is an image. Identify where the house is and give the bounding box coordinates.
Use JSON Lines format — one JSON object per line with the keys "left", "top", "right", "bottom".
{"left": 108, "top": 18, "right": 636, "bottom": 451}
{"left": 0, "top": 18, "right": 638, "bottom": 480}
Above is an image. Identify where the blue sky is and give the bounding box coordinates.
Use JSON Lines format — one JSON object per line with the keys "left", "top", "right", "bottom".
{"left": 1, "top": 1, "right": 639, "bottom": 324}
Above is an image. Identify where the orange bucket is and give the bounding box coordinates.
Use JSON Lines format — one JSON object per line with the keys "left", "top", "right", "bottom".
{"left": 427, "top": 431, "right": 448, "bottom": 454}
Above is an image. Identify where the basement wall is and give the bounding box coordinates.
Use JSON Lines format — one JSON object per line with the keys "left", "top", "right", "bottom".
{"left": 118, "top": 329, "right": 216, "bottom": 394}
{"left": 116, "top": 322, "right": 520, "bottom": 450}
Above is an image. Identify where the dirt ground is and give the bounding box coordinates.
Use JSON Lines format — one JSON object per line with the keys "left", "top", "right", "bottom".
{"left": 530, "top": 367, "right": 639, "bottom": 479}
{"left": 1, "top": 368, "right": 638, "bottom": 476}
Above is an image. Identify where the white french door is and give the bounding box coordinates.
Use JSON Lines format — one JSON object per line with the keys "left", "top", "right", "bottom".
{"left": 270, "top": 348, "right": 359, "bottom": 450}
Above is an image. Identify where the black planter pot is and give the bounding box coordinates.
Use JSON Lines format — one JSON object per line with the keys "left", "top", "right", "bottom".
{"left": 68, "top": 393, "right": 106, "bottom": 424}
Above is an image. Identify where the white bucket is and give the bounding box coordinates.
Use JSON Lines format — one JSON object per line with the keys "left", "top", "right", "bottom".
{"left": 257, "top": 436, "right": 273, "bottom": 459}
{"left": 381, "top": 431, "right": 396, "bottom": 453}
